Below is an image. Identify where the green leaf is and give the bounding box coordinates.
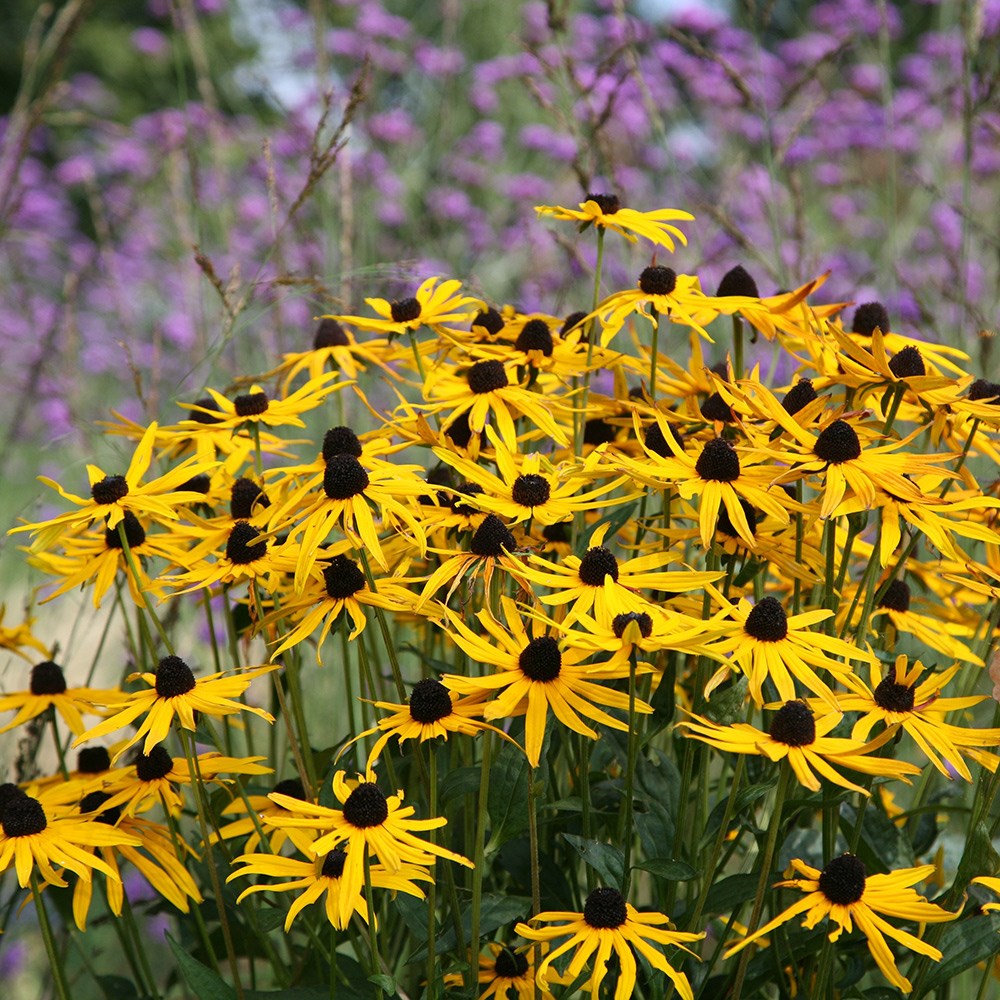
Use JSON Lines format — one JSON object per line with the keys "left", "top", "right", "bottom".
{"left": 843, "top": 802, "right": 914, "bottom": 873}
{"left": 703, "top": 873, "right": 759, "bottom": 915}
{"left": 860, "top": 989, "right": 904, "bottom": 1000}
{"left": 487, "top": 736, "right": 532, "bottom": 849}
{"left": 580, "top": 502, "right": 638, "bottom": 556}
{"left": 954, "top": 821, "right": 1000, "bottom": 893}
{"left": 253, "top": 902, "right": 287, "bottom": 933}
{"left": 439, "top": 765, "right": 480, "bottom": 804}
{"left": 368, "top": 974, "right": 396, "bottom": 994}
{"left": 562, "top": 835, "right": 625, "bottom": 887}
{"left": 701, "top": 779, "right": 775, "bottom": 850}
{"left": 635, "top": 858, "right": 698, "bottom": 881}
{"left": 921, "top": 914, "right": 1000, "bottom": 990}
{"left": 431, "top": 893, "right": 531, "bottom": 955}
{"left": 95, "top": 976, "right": 139, "bottom": 1000}
{"left": 167, "top": 936, "right": 237, "bottom": 1000}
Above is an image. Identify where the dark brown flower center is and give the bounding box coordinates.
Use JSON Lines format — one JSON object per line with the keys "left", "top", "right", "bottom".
{"left": 322, "top": 426, "right": 363, "bottom": 460}
{"left": 189, "top": 397, "right": 224, "bottom": 424}
{"left": 515, "top": 319, "right": 554, "bottom": 356}
{"left": 873, "top": 676, "right": 916, "bottom": 713}
{"left": 30, "top": 660, "right": 67, "bottom": 696}
{"left": 561, "top": 311, "right": 588, "bottom": 336}
{"left": 273, "top": 778, "right": 306, "bottom": 800}
{"left": 233, "top": 392, "right": 269, "bottom": 417}
{"left": 77, "top": 746, "right": 111, "bottom": 774}
{"left": 583, "top": 418, "right": 617, "bottom": 445}
{"left": 638, "top": 266, "right": 677, "bottom": 297}
{"left": 448, "top": 482, "right": 485, "bottom": 513}
{"left": 782, "top": 379, "right": 818, "bottom": 416}
{"left": 695, "top": 438, "right": 740, "bottom": 482}
{"left": 968, "top": 379, "right": 1000, "bottom": 402}
{"left": 888, "top": 346, "right": 925, "bottom": 379}
{"left": 226, "top": 521, "right": 268, "bottom": 564}
{"left": 321, "top": 849, "right": 348, "bottom": 879}
{"left": 467, "top": 360, "right": 508, "bottom": 394}
{"left": 744, "top": 597, "right": 788, "bottom": 642}
{"left": 716, "top": 498, "right": 757, "bottom": 538}
{"left": 644, "top": 421, "right": 681, "bottom": 457}
{"left": 92, "top": 475, "right": 129, "bottom": 505}
{"left": 518, "top": 636, "right": 562, "bottom": 682}
{"left": 323, "top": 554, "right": 366, "bottom": 599}
{"left": 104, "top": 510, "right": 146, "bottom": 549}
{"left": 409, "top": 679, "right": 453, "bottom": 723}
{"left": 494, "top": 948, "right": 529, "bottom": 978}
{"left": 390, "top": 297, "right": 422, "bottom": 324}
{"left": 230, "top": 478, "right": 270, "bottom": 519}
{"left": 511, "top": 474, "right": 551, "bottom": 508}
{"left": 612, "top": 612, "right": 653, "bottom": 639}
{"left": 851, "top": 302, "right": 890, "bottom": 337}
{"left": 80, "top": 790, "right": 122, "bottom": 826}
{"left": 813, "top": 419, "right": 861, "bottom": 464}
{"left": 472, "top": 307, "right": 504, "bottom": 337}
{"left": 342, "top": 782, "right": 389, "bottom": 828}
{"left": 768, "top": 700, "right": 816, "bottom": 746}
{"left": 542, "top": 522, "right": 570, "bottom": 544}
{"left": 585, "top": 192, "right": 621, "bottom": 215}
{"left": 818, "top": 854, "right": 867, "bottom": 904}
{"left": 445, "top": 411, "right": 473, "bottom": 448}
{"left": 878, "top": 579, "right": 910, "bottom": 612}
{"left": 1, "top": 794, "right": 47, "bottom": 837}
{"left": 136, "top": 744, "right": 175, "bottom": 781}
{"left": 716, "top": 264, "right": 760, "bottom": 298}
{"left": 324, "top": 454, "right": 370, "bottom": 500}
{"left": 700, "top": 392, "right": 734, "bottom": 423}
{"left": 583, "top": 886, "right": 628, "bottom": 928}
{"left": 155, "top": 655, "right": 197, "bottom": 698}
{"left": 314, "top": 317, "right": 349, "bottom": 349}
{"left": 470, "top": 514, "right": 515, "bottom": 557}
{"left": 578, "top": 546, "right": 619, "bottom": 585}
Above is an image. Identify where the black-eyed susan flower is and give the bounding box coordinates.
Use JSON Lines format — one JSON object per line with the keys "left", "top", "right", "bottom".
{"left": 971, "top": 876, "right": 1000, "bottom": 912}
{"left": 724, "top": 854, "right": 956, "bottom": 992}
{"left": 704, "top": 595, "right": 872, "bottom": 708}
{"left": 612, "top": 411, "right": 789, "bottom": 549}
{"left": 74, "top": 654, "right": 278, "bottom": 760}
{"left": 0, "top": 659, "right": 121, "bottom": 737}
{"left": 441, "top": 597, "right": 651, "bottom": 767}
{"left": 831, "top": 655, "right": 1000, "bottom": 781}
{"left": 590, "top": 265, "right": 755, "bottom": 345}
{"left": 26, "top": 512, "right": 178, "bottom": 608}
{"left": 0, "top": 785, "right": 140, "bottom": 888}
{"left": 443, "top": 943, "right": 573, "bottom": 1000}
{"left": 263, "top": 771, "right": 473, "bottom": 927}
{"left": 346, "top": 678, "right": 506, "bottom": 769}
{"left": 97, "top": 743, "right": 271, "bottom": 817}
{"left": 516, "top": 886, "right": 703, "bottom": 1000}
{"left": 511, "top": 523, "right": 722, "bottom": 625}
{"left": 264, "top": 547, "right": 418, "bottom": 658}
{"left": 229, "top": 844, "right": 432, "bottom": 930}
{"left": 535, "top": 194, "right": 694, "bottom": 252}
{"left": 9, "top": 421, "right": 215, "bottom": 548}
{"left": 211, "top": 776, "right": 314, "bottom": 855}
{"left": 419, "top": 357, "right": 571, "bottom": 449}
{"left": 329, "top": 276, "right": 479, "bottom": 337}
{"left": 432, "top": 426, "right": 636, "bottom": 526}
{"left": 182, "top": 372, "right": 350, "bottom": 432}
{"left": 72, "top": 794, "right": 202, "bottom": 930}
{"left": 679, "top": 700, "right": 921, "bottom": 796}
{"left": 0, "top": 605, "right": 49, "bottom": 661}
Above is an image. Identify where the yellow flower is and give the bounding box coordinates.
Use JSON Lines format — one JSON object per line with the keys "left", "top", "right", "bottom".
{"left": 516, "top": 886, "right": 703, "bottom": 1000}
{"left": 535, "top": 193, "right": 694, "bottom": 251}
{"left": 971, "top": 876, "right": 1000, "bottom": 913}
{"left": 679, "top": 700, "right": 921, "bottom": 796}
{"left": 724, "top": 855, "right": 956, "bottom": 993}
{"left": 74, "top": 655, "right": 277, "bottom": 761}
{"left": 0, "top": 605, "right": 49, "bottom": 661}
{"left": 328, "top": 276, "right": 479, "bottom": 336}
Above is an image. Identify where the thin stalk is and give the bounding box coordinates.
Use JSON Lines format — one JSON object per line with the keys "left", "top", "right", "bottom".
{"left": 359, "top": 550, "right": 407, "bottom": 700}
{"left": 620, "top": 647, "right": 639, "bottom": 896}
{"left": 32, "top": 874, "right": 72, "bottom": 1000}
{"left": 426, "top": 747, "right": 439, "bottom": 1000}
{"left": 468, "top": 732, "right": 492, "bottom": 999}
{"left": 527, "top": 764, "right": 542, "bottom": 1000}
{"left": 730, "top": 763, "right": 792, "bottom": 1000}
{"left": 117, "top": 521, "right": 174, "bottom": 654}
{"left": 731, "top": 314, "right": 744, "bottom": 380}
{"left": 363, "top": 850, "right": 383, "bottom": 1000}
{"left": 649, "top": 306, "right": 661, "bottom": 403}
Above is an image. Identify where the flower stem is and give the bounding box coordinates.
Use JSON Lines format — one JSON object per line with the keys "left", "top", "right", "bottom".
{"left": 32, "top": 874, "right": 71, "bottom": 1000}
{"left": 363, "top": 849, "right": 383, "bottom": 1000}
{"left": 469, "top": 731, "right": 492, "bottom": 998}
{"left": 117, "top": 521, "right": 174, "bottom": 655}
{"left": 620, "top": 647, "right": 639, "bottom": 897}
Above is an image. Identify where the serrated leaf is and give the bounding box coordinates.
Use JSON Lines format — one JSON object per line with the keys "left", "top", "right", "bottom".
{"left": 635, "top": 858, "right": 698, "bottom": 881}
{"left": 704, "top": 873, "right": 759, "bottom": 915}
{"left": 168, "top": 936, "right": 236, "bottom": 1000}
{"left": 921, "top": 914, "right": 1000, "bottom": 990}
{"left": 562, "top": 835, "right": 625, "bottom": 887}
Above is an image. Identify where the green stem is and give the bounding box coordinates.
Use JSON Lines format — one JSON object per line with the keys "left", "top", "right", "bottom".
{"left": 363, "top": 850, "right": 383, "bottom": 1000}
{"left": 426, "top": 748, "right": 439, "bottom": 1000}
{"left": 468, "top": 731, "right": 492, "bottom": 999}
{"left": 620, "top": 648, "right": 639, "bottom": 896}
{"left": 649, "top": 306, "right": 661, "bottom": 403}
{"left": 32, "top": 874, "right": 72, "bottom": 1000}
{"left": 731, "top": 314, "right": 744, "bottom": 381}
{"left": 117, "top": 521, "right": 174, "bottom": 654}
{"left": 527, "top": 764, "right": 542, "bottom": 1000}
{"left": 730, "top": 763, "right": 792, "bottom": 1000}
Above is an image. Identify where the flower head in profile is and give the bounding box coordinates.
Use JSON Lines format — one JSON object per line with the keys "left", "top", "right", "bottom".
{"left": 679, "top": 700, "right": 921, "bottom": 796}
{"left": 535, "top": 194, "right": 694, "bottom": 251}
{"left": 724, "top": 855, "right": 956, "bottom": 992}
{"left": 263, "top": 771, "right": 472, "bottom": 926}
{"left": 516, "top": 886, "right": 703, "bottom": 1000}
{"left": 330, "top": 277, "right": 479, "bottom": 337}
{"left": 229, "top": 843, "right": 431, "bottom": 930}
{"left": 443, "top": 943, "right": 573, "bottom": 1000}
{"left": 9, "top": 422, "right": 214, "bottom": 548}
{"left": 74, "top": 655, "right": 277, "bottom": 761}
{"left": 0, "top": 605, "right": 49, "bottom": 661}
